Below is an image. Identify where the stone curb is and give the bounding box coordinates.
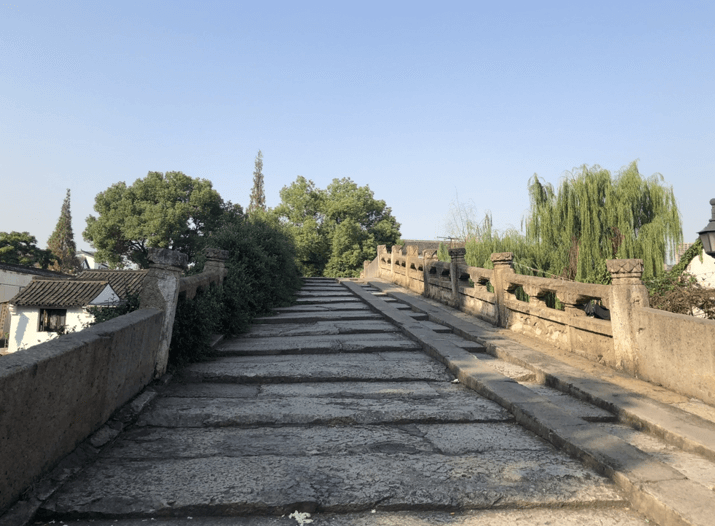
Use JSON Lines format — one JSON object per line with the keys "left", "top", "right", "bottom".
{"left": 342, "top": 279, "right": 715, "bottom": 526}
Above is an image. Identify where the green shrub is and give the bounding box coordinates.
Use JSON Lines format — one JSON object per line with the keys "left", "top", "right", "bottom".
{"left": 168, "top": 284, "right": 223, "bottom": 367}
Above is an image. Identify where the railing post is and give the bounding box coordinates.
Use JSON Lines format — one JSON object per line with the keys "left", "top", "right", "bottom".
{"left": 607, "top": 259, "right": 649, "bottom": 374}
{"left": 203, "top": 247, "right": 230, "bottom": 283}
{"left": 423, "top": 249, "right": 437, "bottom": 298}
{"left": 138, "top": 248, "right": 188, "bottom": 377}
{"left": 490, "top": 252, "right": 514, "bottom": 328}
{"left": 449, "top": 248, "right": 466, "bottom": 307}
{"left": 391, "top": 245, "right": 402, "bottom": 284}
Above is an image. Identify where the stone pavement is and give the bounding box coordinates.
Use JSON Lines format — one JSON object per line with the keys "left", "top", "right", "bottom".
{"left": 30, "top": 279, "right": 659, "bottom": 526}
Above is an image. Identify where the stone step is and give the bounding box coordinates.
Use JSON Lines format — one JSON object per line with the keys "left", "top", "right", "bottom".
{"left": 239, "top": 320, "right": 400, "bottom": 338}
{"left": 42, "top": 450, "right": 623, "bottom": 519}
{"left": 273, "top": 303, "right": 371, "bottom": 313}
{"left": 136, "top": 385, "right": 513, "bottom": 428}
{"left": 255, "top": 311, "right": 383, "bottom": 323}
{"left": 299, "top": 286, "right": 347, "bottom": 292}
{"left": 178, "top": 352, "right": 453, "bottom": 384}
{"left": 105, "top": 422, "right": 550, "bottom": 459}
{"left": 420, "top": 320, "right": 453, "bottom": 333}
{"left": 45, "top": 508, "right": 668, "bottom": 526}
{"left": 407, "top": 312, "right": 429, "bottom": 321}
{"left": 295, "top": 296, "right": 362, "bottom": 304}
{"left": 296, "top": 290, "right": 354, "bottom": 297}
{"left": 521, "top": 384, "right": 616, "bottom": 422}
{"left": 213, "top": 333, "right": 421, "bottom": 356}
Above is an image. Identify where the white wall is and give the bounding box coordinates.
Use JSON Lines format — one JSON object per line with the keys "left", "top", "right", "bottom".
{"left": 7, "top": 306, "right": 94, "bottom": 353}
{"left": 686, "top": 251, "right": 715, "bottom": 289}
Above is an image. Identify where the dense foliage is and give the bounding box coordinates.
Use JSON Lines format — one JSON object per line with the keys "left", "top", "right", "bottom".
{"left": 167, "top": 216, "right": 302, "bottom": 367}
{"left": 525, "top": 162, "right": 682, "bottom": 282}
{"left": 0, "top": 231, "right": 56, "bottom": 269}
{"left": 274, "top": 176, "right": 401, "bottom": 277}
{"left": 440, "top": 163, "right": 682, "bottom": 287}
{"left": 47, "top": 189, "right": 80, "bottom": 274}
{"left": 83, "top": 171, "right": 241, "bottom": 268}
{"left": 644, "top": 240, "right": 715, "bottom": 319}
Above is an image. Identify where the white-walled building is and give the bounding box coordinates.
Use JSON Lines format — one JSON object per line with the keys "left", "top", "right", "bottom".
{"left": 0, "top": 263, "right": 69, "bottom": 349}
{"left": 5, "top": 269, "right": 148, "bottom": 353}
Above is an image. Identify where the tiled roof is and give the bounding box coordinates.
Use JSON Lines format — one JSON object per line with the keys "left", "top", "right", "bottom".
{"left": 11, "top": 280, "right": 113, "bottom": 308}
{"left": 74, "top": 270, "right": 149, "bottom": 298}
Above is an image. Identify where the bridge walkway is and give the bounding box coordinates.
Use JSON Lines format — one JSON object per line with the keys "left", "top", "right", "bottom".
{"left": 33, "top": 279, "right": 683, "bottom": 525}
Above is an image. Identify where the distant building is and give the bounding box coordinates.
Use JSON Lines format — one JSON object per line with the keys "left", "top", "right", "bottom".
{"left": 76, "top": 250, "right": 109, "bottom": 270}
{"left": 4, "top": 269, "right": 148, "bottom": 354}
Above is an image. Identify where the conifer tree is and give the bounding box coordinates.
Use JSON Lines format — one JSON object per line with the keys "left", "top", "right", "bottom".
{"left": 47, "top": 189, "right": 79, "bottom": 273}
{"left": 247, "top": 150, "right": 266, "bottom": 215}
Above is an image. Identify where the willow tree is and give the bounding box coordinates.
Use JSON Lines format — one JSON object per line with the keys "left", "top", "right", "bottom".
{"left": 524, "top": 161, "right": 682, "bottom": 283}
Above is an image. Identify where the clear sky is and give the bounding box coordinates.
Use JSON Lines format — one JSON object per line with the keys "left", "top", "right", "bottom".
{"left": 2, "top": 1, "right": 714, "bottom": 254}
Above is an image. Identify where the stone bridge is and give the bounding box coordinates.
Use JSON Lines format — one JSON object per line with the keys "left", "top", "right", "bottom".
{"left": 2, "top": 246, "right": 715, "bottom": 526}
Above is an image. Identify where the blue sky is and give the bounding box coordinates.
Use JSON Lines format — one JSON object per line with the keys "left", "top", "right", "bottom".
{"left": 2, "top": 1, "right": 714, "bottom": 255}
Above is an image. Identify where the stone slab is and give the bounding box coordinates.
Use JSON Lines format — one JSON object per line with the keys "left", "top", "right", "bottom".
{"left": 102, "top": 422, "right": 551, "bottom": 460}
{"left": 43, "top": 508, "right": 658, "bottom": 526}
{"left": 522, "top": 385, "right": 615, "bottom": 422}
{"left": 42, "top": 451, "right": 623, "bottom": 518}
{"left": 214, "top": 333, "right": 420, "bottom": 355}
{"left": 420, "top": 320, "right": 453, "bottom": 333}
{"left": 160, "top": 383, "right": 260, "bottom": 399}
{"left": 295, "top": 290, "right": 354, "bottom": 297}
{"left": 296, "top": 296, "right": 362, "bottom": 304}
{"left": 598, "top": 423, "right": 715, "bottom": 491}
{"left": 258, "top": 381, "right": 443, "bottom": 399}
{"left": 239, "top": 320, "right": 400, "bottom": 338}
{"left": 178, "top": 352, "right": 452, "bottom": 383}
{"left": 255, "top": 311, "right": 383, "bottom": 323}
{"left": 274, "top": 303, "right": 370, "bottom": 312}
{"left": 137, "top": 388, "right": 511, "bottom": 427}
{"left": 471, "top": 354, "right": 536, "bottom": 382}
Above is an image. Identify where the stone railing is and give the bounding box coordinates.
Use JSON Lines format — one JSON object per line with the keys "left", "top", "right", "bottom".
{"left": 366, "top": 245, "right": 715, "bottom": 406}
{"left": 0, "top": 247, "right": 229, "bottom": 515}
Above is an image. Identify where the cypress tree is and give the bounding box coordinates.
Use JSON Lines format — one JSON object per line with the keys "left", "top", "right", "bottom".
{"left": 248, "top": 150, "right": 266, "bottom": 215}
{"left": 47, "top": 189, "right": 79, "bottom": 273}
{"left": 524, "top": 161, "right": 682, "bottom": 282}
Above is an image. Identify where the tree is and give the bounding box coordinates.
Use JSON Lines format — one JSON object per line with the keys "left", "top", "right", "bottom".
{"left": 274, "top": 176, "right": 401, "bottom": 277}
{"left": 83, "top": 171, "right": 236, "bottom": 268}
{"left": 247, "top": 150, "right": 266, "bottom": 216}
{"left": 0, "top": 232, "right": 56, "bottom": 269}
{"left": 524, "top": 161, "right": 682, "bottom": 282}
{"left": 47, "top": 189, "right": 79, "bottom": 273}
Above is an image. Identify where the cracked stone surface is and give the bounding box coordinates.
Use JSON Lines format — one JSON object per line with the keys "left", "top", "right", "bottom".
{"left": 177, "top": 352, "right": 452, "bottom": 383}
{"left": 215, "top": 333, "right": 420, "bottom": 355}
{"left": 240, "top": 320, "right": 400, "bottom": 338}
{"left": 42, "top": 452, "right": 623, "bottom": 518}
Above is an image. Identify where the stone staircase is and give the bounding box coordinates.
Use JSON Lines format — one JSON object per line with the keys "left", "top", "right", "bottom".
{"left": 33, "top": 278, "right": 660, "bottom": 525}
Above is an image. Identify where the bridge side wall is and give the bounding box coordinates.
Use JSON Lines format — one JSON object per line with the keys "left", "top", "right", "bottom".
{"left": 0, "top": 308, "right": 163, "bottom": 513}
{"left": 635, "top": 307, "right": 715, "bottom": 404}
{"left": 367, "top": 246, "right": 715, "bottom": 405}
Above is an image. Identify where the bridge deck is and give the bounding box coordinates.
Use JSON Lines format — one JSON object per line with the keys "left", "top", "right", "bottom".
{"left": 32, "top": 279, "right": 698, "bottom": 525}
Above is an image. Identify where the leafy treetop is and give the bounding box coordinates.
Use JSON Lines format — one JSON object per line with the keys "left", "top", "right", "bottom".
{"left": 0, "top": 232, "right": 56, "bottom": 269}
{"left": 274, "top": 176, "right": 401, "bottom": 277}
{"left": 83, "top": 171, "right": 240, "bottom": 268}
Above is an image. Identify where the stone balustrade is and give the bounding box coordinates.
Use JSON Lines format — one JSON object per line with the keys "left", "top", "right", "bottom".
{"left": 366, "top": 244, "right": 715, "bottom": 406}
